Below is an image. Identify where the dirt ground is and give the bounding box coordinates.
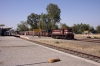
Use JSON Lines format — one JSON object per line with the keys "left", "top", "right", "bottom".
{"left": 26, "top": 34, "right": 100, "bottom": 57}
{"left": 74, "top": 34, "right": 100, "bottom": 38}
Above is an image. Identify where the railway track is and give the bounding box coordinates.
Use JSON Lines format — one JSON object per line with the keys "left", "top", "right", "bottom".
{"left": 74, "top": 38, "right": 100, "bottom": 43}
{"left": 28, "top": 40, "right": 100, "bottom": 63}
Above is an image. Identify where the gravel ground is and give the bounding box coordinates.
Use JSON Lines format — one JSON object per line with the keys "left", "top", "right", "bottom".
{"left": 24, "top": 35, "right": 100, "bottom": 57}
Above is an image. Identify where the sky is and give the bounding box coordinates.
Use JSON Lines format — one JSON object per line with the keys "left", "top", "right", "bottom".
{"left": 0, "top": 0, "right": 100, "bottom": 29}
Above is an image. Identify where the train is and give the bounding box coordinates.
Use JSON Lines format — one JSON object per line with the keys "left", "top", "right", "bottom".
{"left": 18, "top": 28, "right": 74, "bottom": 39}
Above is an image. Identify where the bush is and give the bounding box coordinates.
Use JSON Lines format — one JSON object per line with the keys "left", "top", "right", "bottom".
{"left": 94, "top": 36, "right": 99, "bottom": 39}
{"left": 98, "top": 50, "right": 100, "bottom": 53}
{"left": 87, "top": 36, "right": 91, "bottom": 38}
{"left": 55, "top": 41, "right": 59, "bottom": 44}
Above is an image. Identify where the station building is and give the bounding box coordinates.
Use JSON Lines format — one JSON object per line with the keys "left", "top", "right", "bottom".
{"left": 0, "top": 26, "right": 13, "bottom": 36}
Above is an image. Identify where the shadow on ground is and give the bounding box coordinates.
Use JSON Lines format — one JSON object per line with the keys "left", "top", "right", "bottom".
{"left": 16, "top": 62, "right": 47, "bottom": 66}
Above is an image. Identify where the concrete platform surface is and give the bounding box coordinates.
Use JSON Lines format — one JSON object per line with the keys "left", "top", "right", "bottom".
{"left": 0, "top": 36, "right": 100, "bottom": 66}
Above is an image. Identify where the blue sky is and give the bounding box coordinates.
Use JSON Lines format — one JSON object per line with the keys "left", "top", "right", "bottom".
{"left": 0, "top": 0, "right": 100, "bottom": 29}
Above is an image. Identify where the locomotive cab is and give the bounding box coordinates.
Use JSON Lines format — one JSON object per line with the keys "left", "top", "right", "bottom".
{"left": 64, "top": 28, "right": 74, "bottom": 39}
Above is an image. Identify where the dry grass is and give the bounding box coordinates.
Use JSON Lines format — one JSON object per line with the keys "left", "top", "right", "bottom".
{"left": 32, "top": 35, "right": 100, "bottom": 56}
{"left": 75, "top": 34, "right": 100, "bottom": 38}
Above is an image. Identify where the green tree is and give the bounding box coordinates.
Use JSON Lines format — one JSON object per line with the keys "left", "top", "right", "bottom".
{"left": 60, "top": 23, "right": 69, "bottom": 29}
{"left": 17, "top": 21, "right": 29, "bottom": 31}
{"left": 72, "top": 24, "right": 79, "bottom": 34}
{"left": 26, "top": 3, "right": 61, "bottom": 30}
{"left": 96, "top": 25, "right": 100, "bottom": 33}
{"left": 89, "top": 26, "right": 94, "bottom": 33}
{"left": 46, "top": 3, "right": 61, "bottom": 29}
{"left": 27, "top": 13, "right": 40, "bottom": 30}
{"left": 52, "top": 24, "right": 58, "bottom": 29}
{"left": 39, "top": 13, "right": 48, "bottom": 30}
{"left": 72, "top": 23, "right": 90, "bottom": 34}
{"left": 82, "top": 24, "right": 90, "bottom": 31}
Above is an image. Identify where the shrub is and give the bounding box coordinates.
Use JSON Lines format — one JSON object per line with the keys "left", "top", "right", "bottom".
{"left": 98, "top": 50, "right": 100, "bottom": 53}
{"left": 87, "top": 36, "right": 91, "bottom": 38}
{"left": 55, "top": 41, "right": 59, "bottom": 44}
{"left": 94, "top": 36, "right": 99, "bottom": 39}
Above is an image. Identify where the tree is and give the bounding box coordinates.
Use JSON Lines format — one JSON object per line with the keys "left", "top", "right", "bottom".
{"left": 52, "top": 24, "right": 58, "bottom": 29}
{"left": 46, "top": 3, "right": 61, "bottom": 29}
{"left": 89, "top": 26, "right": 94, "bottom": 33}
{"left": 72, "top": 23, "right": 90, "bottom": 34}
{"left": 60, "top": 23, "right": 68, "bottom": 29}
{"left": 39, "top": 13, "right": 48, "bottom": 30}
{"left": 27, "top": 13, "right": 40, "bottom": 30}
{"left": 26, "top": 3, "right": 61, "bottom": 30}
{"left": 96, "top": 25, "right": 100, "bottom": 33}
{"left": 72, "top": 24, "right": 79, "bottom": 34}
{"left": 81, "top": 23, "right": 90, "bottom": 31}
{"left": 17, "top": 21, "right": 29, "bottom": 31}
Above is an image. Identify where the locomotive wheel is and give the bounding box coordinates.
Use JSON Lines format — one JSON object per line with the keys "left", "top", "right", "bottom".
{"left": 69, "top": 36, "right": 74, "bottom": 40}
{"left": 52, "top": 35, "right": 54, "bottom": 38}
{"left": 72, "top": 36, "right": 74, "bottom": 39}
{"left": 55, "top": 36, "right": 60, "bottom": 39}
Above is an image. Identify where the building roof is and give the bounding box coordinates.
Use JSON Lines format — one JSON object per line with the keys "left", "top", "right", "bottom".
{"left": 0, "top": 26, "right": 13, "bottom": 29}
